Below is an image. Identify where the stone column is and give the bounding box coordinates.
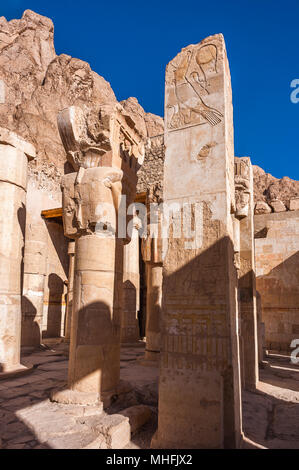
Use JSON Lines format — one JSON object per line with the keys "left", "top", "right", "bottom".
{"left": 143, "top": 263, "right": 162, "bottom": 362}
{"left": 141, "top": 184, "right": 163, "bottom": 364}
{"left": 0, "top": 128, "right": 35, "bottom": 376}
{"left": 234, "top": 157, "right": 259, "bottom": 390}
{"left": 62, "top": 167, "right": 123, "bottom": 406}
{"left": 21, "top": 194, "right": 48, "bottom": 347}
{"left": 153, "top": 35, "right": 242, "bottom": 449}
{"left": 121, "top": 216, "right": 140, "bottom": 343}
{"left": 256, "top": 291, "right": 265, "bottom": 364}
{"left": 64, "top": 240, "right": 75, "bottom": 342}
{"left": 51, "top": 104, "right": 144, "bottom": 406}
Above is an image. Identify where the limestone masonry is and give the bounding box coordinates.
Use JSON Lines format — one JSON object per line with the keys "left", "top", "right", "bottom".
{"left": 0, "top": 9, "right": 299, "bottom": 450}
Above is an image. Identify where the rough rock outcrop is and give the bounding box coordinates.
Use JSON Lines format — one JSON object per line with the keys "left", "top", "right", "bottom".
{"left": 253, "top": 165, "right": 299, "bottom": 212}
{"left": 0, "top": 10, "right": 163, "bottom": 190}
{"left": 254, "top": 201, "right": 272, "bottom": 215}
{"left": 120, "top": 97, "right": 164, "bottom": 138}
{"left": 1, "top": 9, "right": 298, "bottom": 208}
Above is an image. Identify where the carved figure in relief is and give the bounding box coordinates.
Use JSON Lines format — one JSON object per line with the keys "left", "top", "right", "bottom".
{"left": 197, "top": 141, "right": 217, "bottom": 160}
{"left": 193, "top": 44, "right": 218, "bottom": 93}
{"left": 234, "top": 158, "right": 251, "bottom": 219}
{"left": 167, "top": 43, "right": 223, "bottom": 129}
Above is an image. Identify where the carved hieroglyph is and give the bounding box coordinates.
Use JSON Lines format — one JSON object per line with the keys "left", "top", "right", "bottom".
{"left": 153, "top": 35, "right": 242, "bottom": 449}
{"left": 166, "top": 42, "right": 223, "bottom": 131}
{"left": 52, "top": 104, "right": 144, "bottom": 406}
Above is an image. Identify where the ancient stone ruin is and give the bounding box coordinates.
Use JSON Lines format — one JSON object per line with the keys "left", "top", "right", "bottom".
{"left": 0, "top": 10, "right": 299, "bottom": 450}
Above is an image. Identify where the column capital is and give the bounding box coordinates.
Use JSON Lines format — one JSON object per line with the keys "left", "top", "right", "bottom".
{"left": 234, "top": 156, "right": 252, "bottom": 220}
{"left": 62, "top": 166, "right": 123, "bottom": 239}
{"left": 57, "top": 104, "right": 145, "bottom": 172}
{"left": 0, "top": 127, "right": 36, "bottom": 161}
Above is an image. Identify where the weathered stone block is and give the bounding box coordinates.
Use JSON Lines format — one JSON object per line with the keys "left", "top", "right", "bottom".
{"left": 289, "top": 197, "right": 299, "bottom": 211}
{"left": 255, "top": 201, "right": 272, "bottom": 214}
{"left": 270, "top": 200, "right": 286, "bottom": 213}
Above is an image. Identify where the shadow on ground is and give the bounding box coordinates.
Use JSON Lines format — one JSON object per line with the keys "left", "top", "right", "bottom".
{"left": 242, "top": 353, "right": 299, "bottom": 449}
{"left": 0, "top": 342, "right": 158, "bottom": 449}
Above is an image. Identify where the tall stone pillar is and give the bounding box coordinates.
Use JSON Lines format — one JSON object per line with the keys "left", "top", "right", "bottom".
{"left": 64, "top": 240, "right": 75, "bottom": 342}
{"left": 256, "top": 291, "right": 265, "bottom": 364}
{"left": 0, "top": 128, "right": 35, "bottom": 376}
{"left": 144, "top": 264, "right": 162, "bottom": 361}
{"left": 153, "top": 35, "right": 242, "bottom": 449}
{"left": 121, "top": 216, "right": 140, "bottom": 343}
{"left": 234, "top": 157, "right": 259, "bottom": 390}
{"left": 63, "top": 168, "right": 123, "bottom": 405}
{"left": 51, "top": 105, "right": 144, "bottom": 406}
{"left": 21, "top": 192, "right": 48, "bottom": 347}
{"left": 141, "top": 184, "right": 163, "bottom": 364}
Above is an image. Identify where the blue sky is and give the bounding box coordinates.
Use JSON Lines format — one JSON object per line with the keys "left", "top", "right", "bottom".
{"left": 2, "top": 0, "right": 299, "bottom": 179}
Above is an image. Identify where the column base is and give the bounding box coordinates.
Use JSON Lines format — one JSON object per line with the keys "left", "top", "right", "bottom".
{"left": 259, "top": 359, "right": 270, "bottom": 369}
{"left": 0, "top": 362, "right": 34, "bottom": 381}
{"left": 151, "top": 431, "right": 244, "bottom": 449}
{"left": 50, "top": 379, "right": 132, "bottom": 409}
{"left": 150, "top": 431, "right": 160, "bottom": 449}
{"left": 120, "top": 324, "right": 140, "bottom": 345}
{"left": 138, "top": 349, "right": 159, "bottom": 367}
{"left": 50, "top": 387, "right": 103, "bottom": 409}
{"left": 151, "top": 432, "right": 194, "bottom": 449}
{"left": 121, "top": 338, "right": 140, "bottom": 345}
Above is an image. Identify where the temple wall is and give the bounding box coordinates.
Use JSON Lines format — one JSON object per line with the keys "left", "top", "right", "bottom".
{"left": 22, "top": 179, "right": 68, "bottom": 345}
{"left": 254, "top": 210, "right": 299, "bottom": 351}
{"left": 41, "top": 219, "right": 68, "bottom": 339}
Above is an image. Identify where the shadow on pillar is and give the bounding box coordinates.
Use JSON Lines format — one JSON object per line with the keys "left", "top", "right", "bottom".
{"left": 45, "top": 220, "right": 69, "bottom": 279}
{"left": 122, "top": 280, "right": 139, "bottom": 343}
{"left": 154, "top": 236, "right": 242, "bottom": 449}
{"left": 144, "top": 284, "right": 161, "bottom": 360}
{"left": 21, "top": 296, "right": 40, "bottom": 347}
{"left": 63, "top": 231, "right": 125, "bottom": 404}
{"left": 71, "top": 300, "right": 120, "bottom": 397}
{"left": 138, "top": 239, "right": 147, "bottom": 338}
{"left": 63, "top": 289, "right": 68, "bottom": 337}
{"left": 238, "top": 269, "right": 259, "bottom": 390}
{"left": 43, "top": 273, "right": 64, "bottom": 338}
{"left": 17, "top": 203, "right": 26, "bottom": 296}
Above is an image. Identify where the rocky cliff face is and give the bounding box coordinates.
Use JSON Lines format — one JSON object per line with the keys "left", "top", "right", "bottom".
{"left": 120, "top": 97, "right": 164, "bottom": 138}
{"left": 253, "top": 165, "right": 299, "bottom": 213}
{"left": 0, "top": 10, "right": 163, "bottom": 192}
{"left": 0, "top": 10, "right": 298, "bottom": 209}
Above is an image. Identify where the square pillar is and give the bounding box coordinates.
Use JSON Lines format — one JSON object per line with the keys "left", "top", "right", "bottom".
{"left": 153, "top": 35, "right": 242, "bottom": 449}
